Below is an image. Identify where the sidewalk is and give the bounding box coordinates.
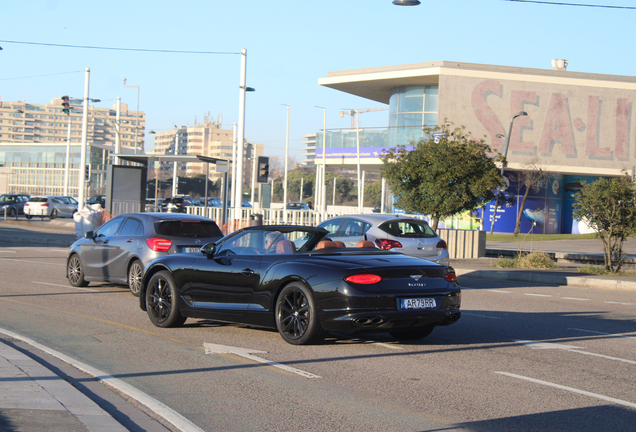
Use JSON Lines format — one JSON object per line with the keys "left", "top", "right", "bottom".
{"left": 0, "top": 338, "right": 129, "bottom": 432}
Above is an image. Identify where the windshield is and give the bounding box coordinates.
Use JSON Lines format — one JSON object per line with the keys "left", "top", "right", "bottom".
{"left": 0, "top": 195, "right": 15, "bottom": 203}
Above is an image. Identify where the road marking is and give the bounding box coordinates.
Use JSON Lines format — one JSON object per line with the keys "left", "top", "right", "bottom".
{"left": 462, "top": 312, "right": 502, "bottom": 319}
{"left": 515, "top": 339, "right": 636, "bottom": 365}
{"left": 489, "top": 289, "right": 512, "bottom": 293}
{"left": 561, "top": 297, "right": 590, "bottom": 301}
{"left": 0, "top": 327, "right": 206, "bottom": 432}
{"left": 0, "top": 250, "right": 17, "bottom": 253}
{"left": 373, "top": 342, "right": 404, "bottom": 350}
{"left": 605, "top": 301, "right": 635, "bottom": 306}
{"left": 569, "top": 328, "right": 636, "bottom": 341}
{"left": 0, "top": 257, "right": 64, "bottom": 266}
{"left": 32, "top": 281, "right": 97, "bottom": 292}
{"left": 524, "top": 293, "right": 552, "bottom": 297}
{"left": 204, "top": 343, "right": 321, "bottom": 379}
{"left": 496, "top": 371, "right": 636, "bottom": 410}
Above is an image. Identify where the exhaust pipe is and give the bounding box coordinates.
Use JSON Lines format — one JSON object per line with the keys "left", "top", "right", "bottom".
{"left": 354, "top": 317, "right": 384, "bottom": 326}
{"left": 448, "top": 313, "right": 461, "bottom": 323}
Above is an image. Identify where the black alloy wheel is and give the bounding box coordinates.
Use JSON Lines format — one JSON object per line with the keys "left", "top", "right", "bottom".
{"left": 128, "top": 260, "right": 143, "bottom": 297}
{"left": 275, "top": 282, "right": 326, "bottom": 345}
{"left": 146, "top": 271, "right": 186, "bottom": 328}
{"left": 67, "top": 254, "right": 89, "bottom": 287}
{"left": 389, "top": 324, "right": 435, "bottom": 341}
{"left": 25, "top": 214, "right": 32, "bottom": 220}
{"left": 9, "top": 208, "right": 16, "bottom": 217}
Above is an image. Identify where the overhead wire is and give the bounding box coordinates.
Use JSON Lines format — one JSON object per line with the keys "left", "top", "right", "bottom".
{"left": 504, "top": 0, "right": 636, "bottom": 9}
{"left": 0, "top": 40, "right": 239, "bottom": 54}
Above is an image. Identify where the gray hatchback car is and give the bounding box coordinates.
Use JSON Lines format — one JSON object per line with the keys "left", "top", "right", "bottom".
{"left": 318, "top": 214, "right": 450, "bottom": 265}
{"left": 66, "top": 213, "right": 223, "bottom": 296}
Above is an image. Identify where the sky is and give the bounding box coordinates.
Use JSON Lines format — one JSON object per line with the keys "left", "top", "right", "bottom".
{"left": 1, "top": 0, "right": 634, "bottom": 161}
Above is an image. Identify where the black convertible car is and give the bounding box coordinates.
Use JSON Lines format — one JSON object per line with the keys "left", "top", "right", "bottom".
{"left": 139, "top": 225, "right": 461, "bottom": 345}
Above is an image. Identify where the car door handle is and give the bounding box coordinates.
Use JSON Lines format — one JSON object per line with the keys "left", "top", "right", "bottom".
{"left": 241, "top": 268, "right": 254, "bottom": 276}
{"left": 126, "top": 238, "right": 134, "bottom": 243}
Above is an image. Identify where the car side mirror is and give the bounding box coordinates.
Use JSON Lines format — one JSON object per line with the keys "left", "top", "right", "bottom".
{"left": 84, "top": 231, "right": 96, "bottom": 239}
{"left": 201, "top": 242, "right": 217, "bottom": 256}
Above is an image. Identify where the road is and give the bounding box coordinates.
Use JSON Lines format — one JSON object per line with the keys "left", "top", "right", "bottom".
{"left": 1, "top": 242, "right": 635, "bottom": 431}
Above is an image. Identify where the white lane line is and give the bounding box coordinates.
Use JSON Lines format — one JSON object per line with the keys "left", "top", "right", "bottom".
{"left": 605, "top": 301, "right": 636, "bottom": 306}
{"left": 462, "top": 312, "right": 502, "bottom": 319}
{"left": 489, "top": 289, "right": 512, "bottom": 293}
{"left": 0, "top": 257, "right": 64, "bottom": 266}
{"left": 204, "top": 343, "right": 321, "bottom": 379}
{"left": 524, "top": 293, "right": 552, "bottom": 297}
{"left": 515, "top": 339, "right": 636, "bottom": 365}
{"left": 0, "top": 250, "right": 17, "bottom": 253}
{"left": 561, "top": 297, "right": 590, "bottom": 301}
{"left": 569, "top": 328, "right": 636, "bottom": 341}
{"left": 32, "top": 281, "right": 97, "bottom": 292}
{"left": 0, "top": 327, "right": 205, "bottom": 432}
{"left": 373, "top": 342, "right": 404, "bottom": 350}
{"left": 496, "top": 371, "right": 636, "bottom": 410}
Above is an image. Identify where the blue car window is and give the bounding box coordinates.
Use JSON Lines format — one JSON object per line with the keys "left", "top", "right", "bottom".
{"left": 120, "top": 218, "right": 142, "bottom": 236}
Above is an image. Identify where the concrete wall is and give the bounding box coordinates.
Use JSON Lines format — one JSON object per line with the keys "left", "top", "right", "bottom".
{"left": 439, "top": 73, "right": 636, "bottom": 176}
{"left": 438, "top": 228, "right": 486, "bottom": 259}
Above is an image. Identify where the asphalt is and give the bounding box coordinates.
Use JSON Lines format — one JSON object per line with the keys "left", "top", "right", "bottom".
{"left": 0, "top": 215, "right": 635, "bottom": 431}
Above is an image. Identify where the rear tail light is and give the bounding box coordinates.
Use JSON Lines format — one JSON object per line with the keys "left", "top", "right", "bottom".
{"left": 146, "top": 238, "right": 172, "bottom": 252}
{"left": 436, "top": 240, "right": 447, "bottom": 250}
{"left": 444, "top": 272, "right": 457, "bottom": 283}
{"left": 375, "top": 238, "right": 402, "bottom": 250}
{"left": 24, "top": 203, "right": 29, "bottom": 206}
{"left": 41, "top": 203, "right": 49, "bottom": 207}
{"left": 345, "top": 274, "right": 382, "bottom": 284}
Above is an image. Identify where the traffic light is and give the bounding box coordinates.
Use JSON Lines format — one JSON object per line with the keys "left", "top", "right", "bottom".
{"left": 256, "top": 156, "right": 269, "bottom": 184}
{"left": 84, "top": 165, "right": 91, "bottom": 181}
{"left": 61, "top": 96, "right": 71, "bottom": 115}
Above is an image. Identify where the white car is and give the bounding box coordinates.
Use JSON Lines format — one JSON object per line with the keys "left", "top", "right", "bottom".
{"left": 318, "top": 214, "right": 450, "bottom": 266}
{"left": 24, "top": 196, "right": 78, "bottom": 219}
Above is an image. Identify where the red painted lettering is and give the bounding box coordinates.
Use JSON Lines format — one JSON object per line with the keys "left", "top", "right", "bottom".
{"left": 510, "top": 90, "right": 536, "bottom": 154}
{"left": 585, "top": 96, "right": 611, "bottom": 159}
{"left": 471, "top": 80, "right": 505, "bottom": 152}
{"left": 616, "top": 98, "right": 629, "bottom": 160}
{"left": 538, "top": 93, "right": 576, "bottom": 157}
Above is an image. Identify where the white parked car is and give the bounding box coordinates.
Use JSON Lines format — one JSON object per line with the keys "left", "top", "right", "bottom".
{"left": 24, "top": 196, "right": 78, "bottom": 219}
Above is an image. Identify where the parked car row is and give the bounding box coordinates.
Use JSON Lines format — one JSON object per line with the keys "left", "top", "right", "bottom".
{"left": 0, "top": 193, "right": 80, "bottom": 219}
{"left": 64, "top": 209, "right": 458, "bottom": 345}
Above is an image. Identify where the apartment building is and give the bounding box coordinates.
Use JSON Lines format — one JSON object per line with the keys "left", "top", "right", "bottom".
{"left": 150, "top": 116, "right": 264, "bottom": 188}
{"left": 0, "top": 97, "right": 144, "bottom": 196}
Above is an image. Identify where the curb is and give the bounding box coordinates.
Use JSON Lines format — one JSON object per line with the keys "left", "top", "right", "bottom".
{"left": 454, "top": 267, "right": 636, "bottom": 291}
{"left": 0, "top": 235, "right": 74, "bottom": 247}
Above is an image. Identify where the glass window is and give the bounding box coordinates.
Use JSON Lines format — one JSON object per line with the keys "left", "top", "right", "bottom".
{"left": 379, "top": 220, "right": 436, "bottom": 238}
{"left": 96, "top": 218, "right": 125, "bottom": 237}
{"left": 155, "top": 220, "right": 222, "bottom": 238}
{"left": 424, "top": 86, "right": 439, "bottom": 112}
{"left": 398, "top": 86, "right": 424, "bottom": 113}
{"left": 120, "top": 218, "right": 142, "bottom": 236}
{"left": 318, "top": 218, "right": 344, "bottom": 235}
{"left": 340, "top": 219, "right": 371, "bottom": 237}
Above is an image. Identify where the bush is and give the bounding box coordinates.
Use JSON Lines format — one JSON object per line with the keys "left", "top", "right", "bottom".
{"left": 490, "top": 252, "right": 557, "bottom": 270}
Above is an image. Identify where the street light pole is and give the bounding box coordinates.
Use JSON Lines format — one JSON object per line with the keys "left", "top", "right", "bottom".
{"left": 314, "top": 106, "right": 327, "bottom": 216}
{"left": 114, "top": 97, "right": 121, "bottom": 164}
{"left": 78, "top": 67, "right": 90, "bottom": 210}
{"left": 355, "top": 110, "right": 362, "bottom": 213}
{"left": 489, "top": 111, "right": 528, "bottom": 234}
{"left": 63, "top": 115, "right": 71, "bottom": 196}
{"left": 235, "top": 48, "right": 247, "bottom": 217}
{"left": 282, "top": 104, "right": 289, "bottom": 223}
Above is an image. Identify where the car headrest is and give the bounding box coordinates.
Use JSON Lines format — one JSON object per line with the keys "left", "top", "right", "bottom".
{"left": 275, "top": 240, "right": 296, "bottom": 254}
{"left": 316, "top": 240, "right": 336, "bottom": 250}
{"left": 332, "top": 241, "right": 345, "bottom": 248}
{"left": 356, "top": 240, "right": 376, "bottom": 248}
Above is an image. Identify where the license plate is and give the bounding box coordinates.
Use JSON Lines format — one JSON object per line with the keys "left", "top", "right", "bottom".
{"left": 183, "top": 247, "right": 200, "bottom": 253}
{"left": 400, "top": 298, "right": 436, "bottom": 310}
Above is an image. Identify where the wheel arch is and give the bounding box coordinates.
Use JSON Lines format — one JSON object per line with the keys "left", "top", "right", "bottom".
{"left": 138, "top": 262, "right": 171, "bottom": 311}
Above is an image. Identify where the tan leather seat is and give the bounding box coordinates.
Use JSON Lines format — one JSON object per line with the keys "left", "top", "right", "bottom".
{"left": 316, "top": 240, "right": 336, "bottom": 250}
{"left": 275, "top": 240, "right": 296, "bottom": 254}
{"left": 333, "top": 241, "right": 345, "bottom": 248}
{"left": 356, "top": 240, "right": 375, "bottom": 248}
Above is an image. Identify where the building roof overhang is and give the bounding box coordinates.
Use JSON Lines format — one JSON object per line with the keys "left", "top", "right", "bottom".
{"left": 318, "top": 60, "right": 636, "bottom": 104}
{"left": 113, "top": 154, "right": 229, "bottom": 166}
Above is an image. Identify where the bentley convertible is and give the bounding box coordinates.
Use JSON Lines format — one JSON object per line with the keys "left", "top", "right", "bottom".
{"left": 138, "top": 225, "right": 461, "bottom": 345}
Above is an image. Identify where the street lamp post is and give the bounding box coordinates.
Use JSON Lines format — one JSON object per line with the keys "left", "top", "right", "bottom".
{"left": 122, "top": 78, "right": 140, "bottom": 154}
{"left": 77, "top": 68, "right": 90, "bottom": 211}
{"left": 282, "top": 104, "right": 289, "bottom": 223}
{"left": 314, "top": 106, "right": 327, "bottom": 217}
{"left": 489, "top": 111, "right": 528, "bottom": 234}
{"left": 235, "top": 48, "right": 248, "bottom": 218}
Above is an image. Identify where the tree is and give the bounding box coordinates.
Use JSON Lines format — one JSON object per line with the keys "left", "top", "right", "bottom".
{"left": 364, "top": 181, "right": 382, "bottom": 207}
{"left": 513, "top": 159, "right": 548, "bottom": 236}
{"left": 573, "top": 175, "right": 636, "bottom": 273}
{"left": 381, "top": 121, "right": 504, "bottom": 230}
